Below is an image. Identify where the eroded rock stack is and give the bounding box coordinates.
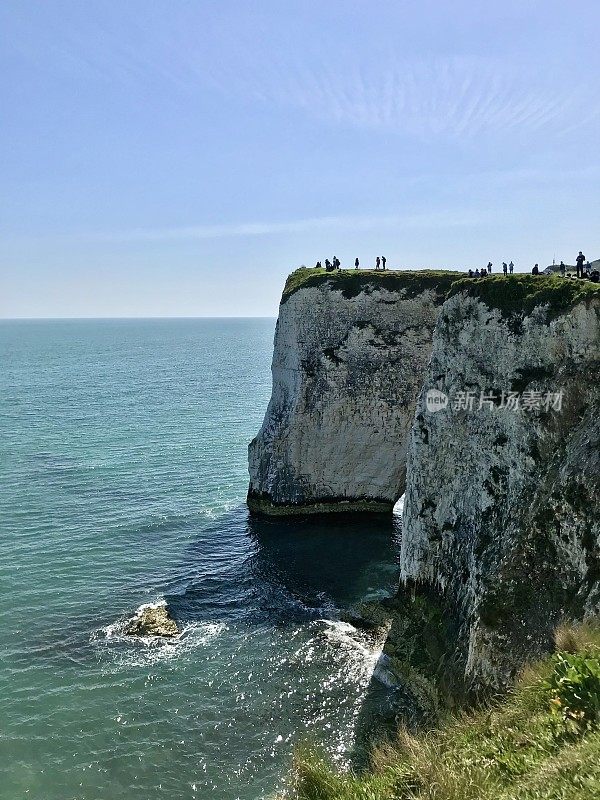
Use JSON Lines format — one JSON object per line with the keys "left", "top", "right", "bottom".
{"left": 248, "top": 269, "right": 461, "bottom": 515}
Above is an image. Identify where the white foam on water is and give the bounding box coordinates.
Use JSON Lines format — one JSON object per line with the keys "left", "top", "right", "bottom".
{"left": 372, "top": 653, "right": 401, "bottom": 688}
{"left": 299, "top": 618, "right": 387, "bottom": 766}
{"left": 318, "top": 619, "right": 381, "bottom": 664}
{"left": 91, "top": 598, "right": 227, "bottom": 668}
{"left": 393, "top": 493, "right": 405, "bottom": 516}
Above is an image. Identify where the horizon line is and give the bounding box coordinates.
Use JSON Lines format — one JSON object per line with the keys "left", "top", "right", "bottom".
{"left": 0, "top": 315, "right": 278, "bottom": 322}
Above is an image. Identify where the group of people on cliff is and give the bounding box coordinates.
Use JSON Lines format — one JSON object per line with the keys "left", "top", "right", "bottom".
{"left": 314, "top": 256, "right": 388, "bottom": 271}
{"left": 312, "top": 250, "right": 597, "bottom": 281}
{"left": 466, "top": 251, "right": 598, "bottom": 282}
{"left": 468, "top": 261, "right": 514, "bottom": 278}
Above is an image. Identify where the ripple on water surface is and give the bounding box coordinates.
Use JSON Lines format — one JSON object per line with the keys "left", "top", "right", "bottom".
{"left": 0, "top": 319, "right": 402, "bottom": 800}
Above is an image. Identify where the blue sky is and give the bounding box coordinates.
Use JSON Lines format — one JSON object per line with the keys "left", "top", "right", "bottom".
{"left": 1, "top": 0, "right": 599, "bottom": 317}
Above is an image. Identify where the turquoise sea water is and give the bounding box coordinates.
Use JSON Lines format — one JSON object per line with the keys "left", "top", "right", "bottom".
{"left": 0, "top": 319, "right": 401, "bottom": 800}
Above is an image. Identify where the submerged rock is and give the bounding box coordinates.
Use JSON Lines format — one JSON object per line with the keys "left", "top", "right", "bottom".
{"left": 125, "top": 605, "right": 179, "bottom": 638}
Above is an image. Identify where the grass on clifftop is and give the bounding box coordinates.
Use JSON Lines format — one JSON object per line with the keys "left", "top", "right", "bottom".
{"left": 289, "top": 621, "right": 600, "bottom": 800}
{"left": 448, "top": 274, "right": 600, "bottom": 320}
{"left": 281, "top": 268, "right": 465, "bottom": 304}
{"left": 281, "top": 269, "right": 600, "bottom": 320}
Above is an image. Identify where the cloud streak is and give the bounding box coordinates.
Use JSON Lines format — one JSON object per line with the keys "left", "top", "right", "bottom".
{"left": 17, "top": 12, "right": 598, "bottom": 143}
{"left": 93, "top": 209, "right": 493, "bottom": 243}
{"left": 209, "top": 53, "right": 599, "bottom": 140}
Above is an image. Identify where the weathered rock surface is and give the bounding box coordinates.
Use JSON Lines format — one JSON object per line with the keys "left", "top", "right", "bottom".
{"left": 401, "top": 279, "right": 600, "bottom": 692}
{"left": 248, "top": 269, "right": 461, "bottom": 515}
{"left": 126, "top": 604, "right": 179, "bottom": 638}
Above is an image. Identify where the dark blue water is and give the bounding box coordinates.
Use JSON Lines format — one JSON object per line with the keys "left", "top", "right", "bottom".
{"left": 0, "top": 319, "right": 401, "bottom": 800}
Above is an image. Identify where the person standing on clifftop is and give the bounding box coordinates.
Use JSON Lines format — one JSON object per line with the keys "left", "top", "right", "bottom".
{"left": 487, "top": 261, "right": 493, "bottom": 273}
{"left": 532, "top": 263, "right": 540, "bottom": 275}
{"left": 355, "top": 258, "right": 359, "bottom": 270}
{"left": 576, "top": 251, "right": 585, "bottom": 278}
{"left": 381, "top": 256, "right": 387, "bottom": 270}
{"left": 375, "top": 256, "right": 381, "bottom": 270}
{"left": 560, "top": 261, "right": 566, "bottom": 276}
{"left": 503, "top": 262, "right": 508, "bottom": 275}
{"left": 509, "top": 261, "right": 514, "bottom": 274}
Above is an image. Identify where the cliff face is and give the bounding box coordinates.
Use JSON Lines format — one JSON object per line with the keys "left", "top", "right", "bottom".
{"left": 248, "top": 269, "right": 461, "bottom": 515}
{"left": 401, "top": 279, "right": 600, "bottom": 691}
{"left": 249, "top": 269, "right": 600, "bottom": 693}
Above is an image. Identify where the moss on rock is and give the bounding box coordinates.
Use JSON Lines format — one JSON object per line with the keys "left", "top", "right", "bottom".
{"left": 246, "top": 491, "right": 393, "bottom": 517}
{"left": 448, "top": 274, "right": 600, "bottom": 321}
{"left": 281, "top": 268, "right": 465, "bottom": 305}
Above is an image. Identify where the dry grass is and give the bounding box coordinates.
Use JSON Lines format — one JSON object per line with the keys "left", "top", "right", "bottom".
{"left": 289, "top": 620, "right": 600, "bottom": 800}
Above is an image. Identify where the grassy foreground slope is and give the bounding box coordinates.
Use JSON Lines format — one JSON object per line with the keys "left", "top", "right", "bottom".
{"left": 289, "top": 622, "right": 600, "bottom": 800}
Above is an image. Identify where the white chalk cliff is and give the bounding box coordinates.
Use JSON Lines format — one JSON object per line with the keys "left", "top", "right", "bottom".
{"left": 249, "top": 269, "right": 600, "bottom": 691}
{"left": 248, "top": 269, "right": 459, "bottom": 515}
{"left": 401, "top": 283, "right": 600, "bottom": 691}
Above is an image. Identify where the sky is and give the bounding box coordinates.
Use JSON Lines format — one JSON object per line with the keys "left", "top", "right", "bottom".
{"left": 1, "top": 0, "right": 599, "bottom": 318}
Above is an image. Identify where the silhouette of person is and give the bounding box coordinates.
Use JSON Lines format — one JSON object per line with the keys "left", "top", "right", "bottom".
{"left": 576, "top": 251, "right": 585, "bottom": 278}
{"left": 509, "top": 261, "right": 514, "bottom": 274}
{"left": 375, "top": 256, "right": 381, "bottom": 270}
{"left": 355, "top": 258, "right": 359, "bottom": 270}
{"left": 532, "top": 264, "right": 539, "bottom": 275}
{"left": 487, "top": 261, "right": 493, "bottom": 274}
{"left": 475, "top": 269, "right": 481, "bottom": 277}
{"left": 315, "top": 261, "right": 322, "bottom": 269}
{"left": 381, "top": 256, "right": 387, "bottom": 270}
{"left": 503, "top": 262, "right": 508, "bottom": 275}
{"left": 560, "top": 261, "right": 566, "bottom": 276}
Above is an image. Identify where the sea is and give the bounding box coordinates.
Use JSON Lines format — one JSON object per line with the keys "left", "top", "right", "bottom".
{"left": 0, "top": 319, "right": 402, "bottom": 800}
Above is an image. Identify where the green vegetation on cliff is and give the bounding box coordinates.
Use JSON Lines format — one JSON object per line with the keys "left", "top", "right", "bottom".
{"left": 448, "top": 274, "right": 600, "bottom": 320}
{"left": 282, "top": 269, "right": 600, "bottom": 321}
{"left": 281, "top": 268, "right": 465, "bottom": 304}
{"left": 289, "top": 621, "right": 600, "bottom": 800}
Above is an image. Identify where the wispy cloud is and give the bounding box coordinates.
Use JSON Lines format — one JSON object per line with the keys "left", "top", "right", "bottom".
{"left": 19, "top": 10, "right": 598, "bottom": 143}
{"left": 209, "top": 54, "right": 600, "bottom": 140}
{"left": 91, "top": 209, "right": 493, "bottom": 243}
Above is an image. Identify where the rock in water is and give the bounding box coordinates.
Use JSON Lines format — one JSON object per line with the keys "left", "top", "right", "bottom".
{"left": 125, "top": 605, "right": 179, "bottom": 638}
